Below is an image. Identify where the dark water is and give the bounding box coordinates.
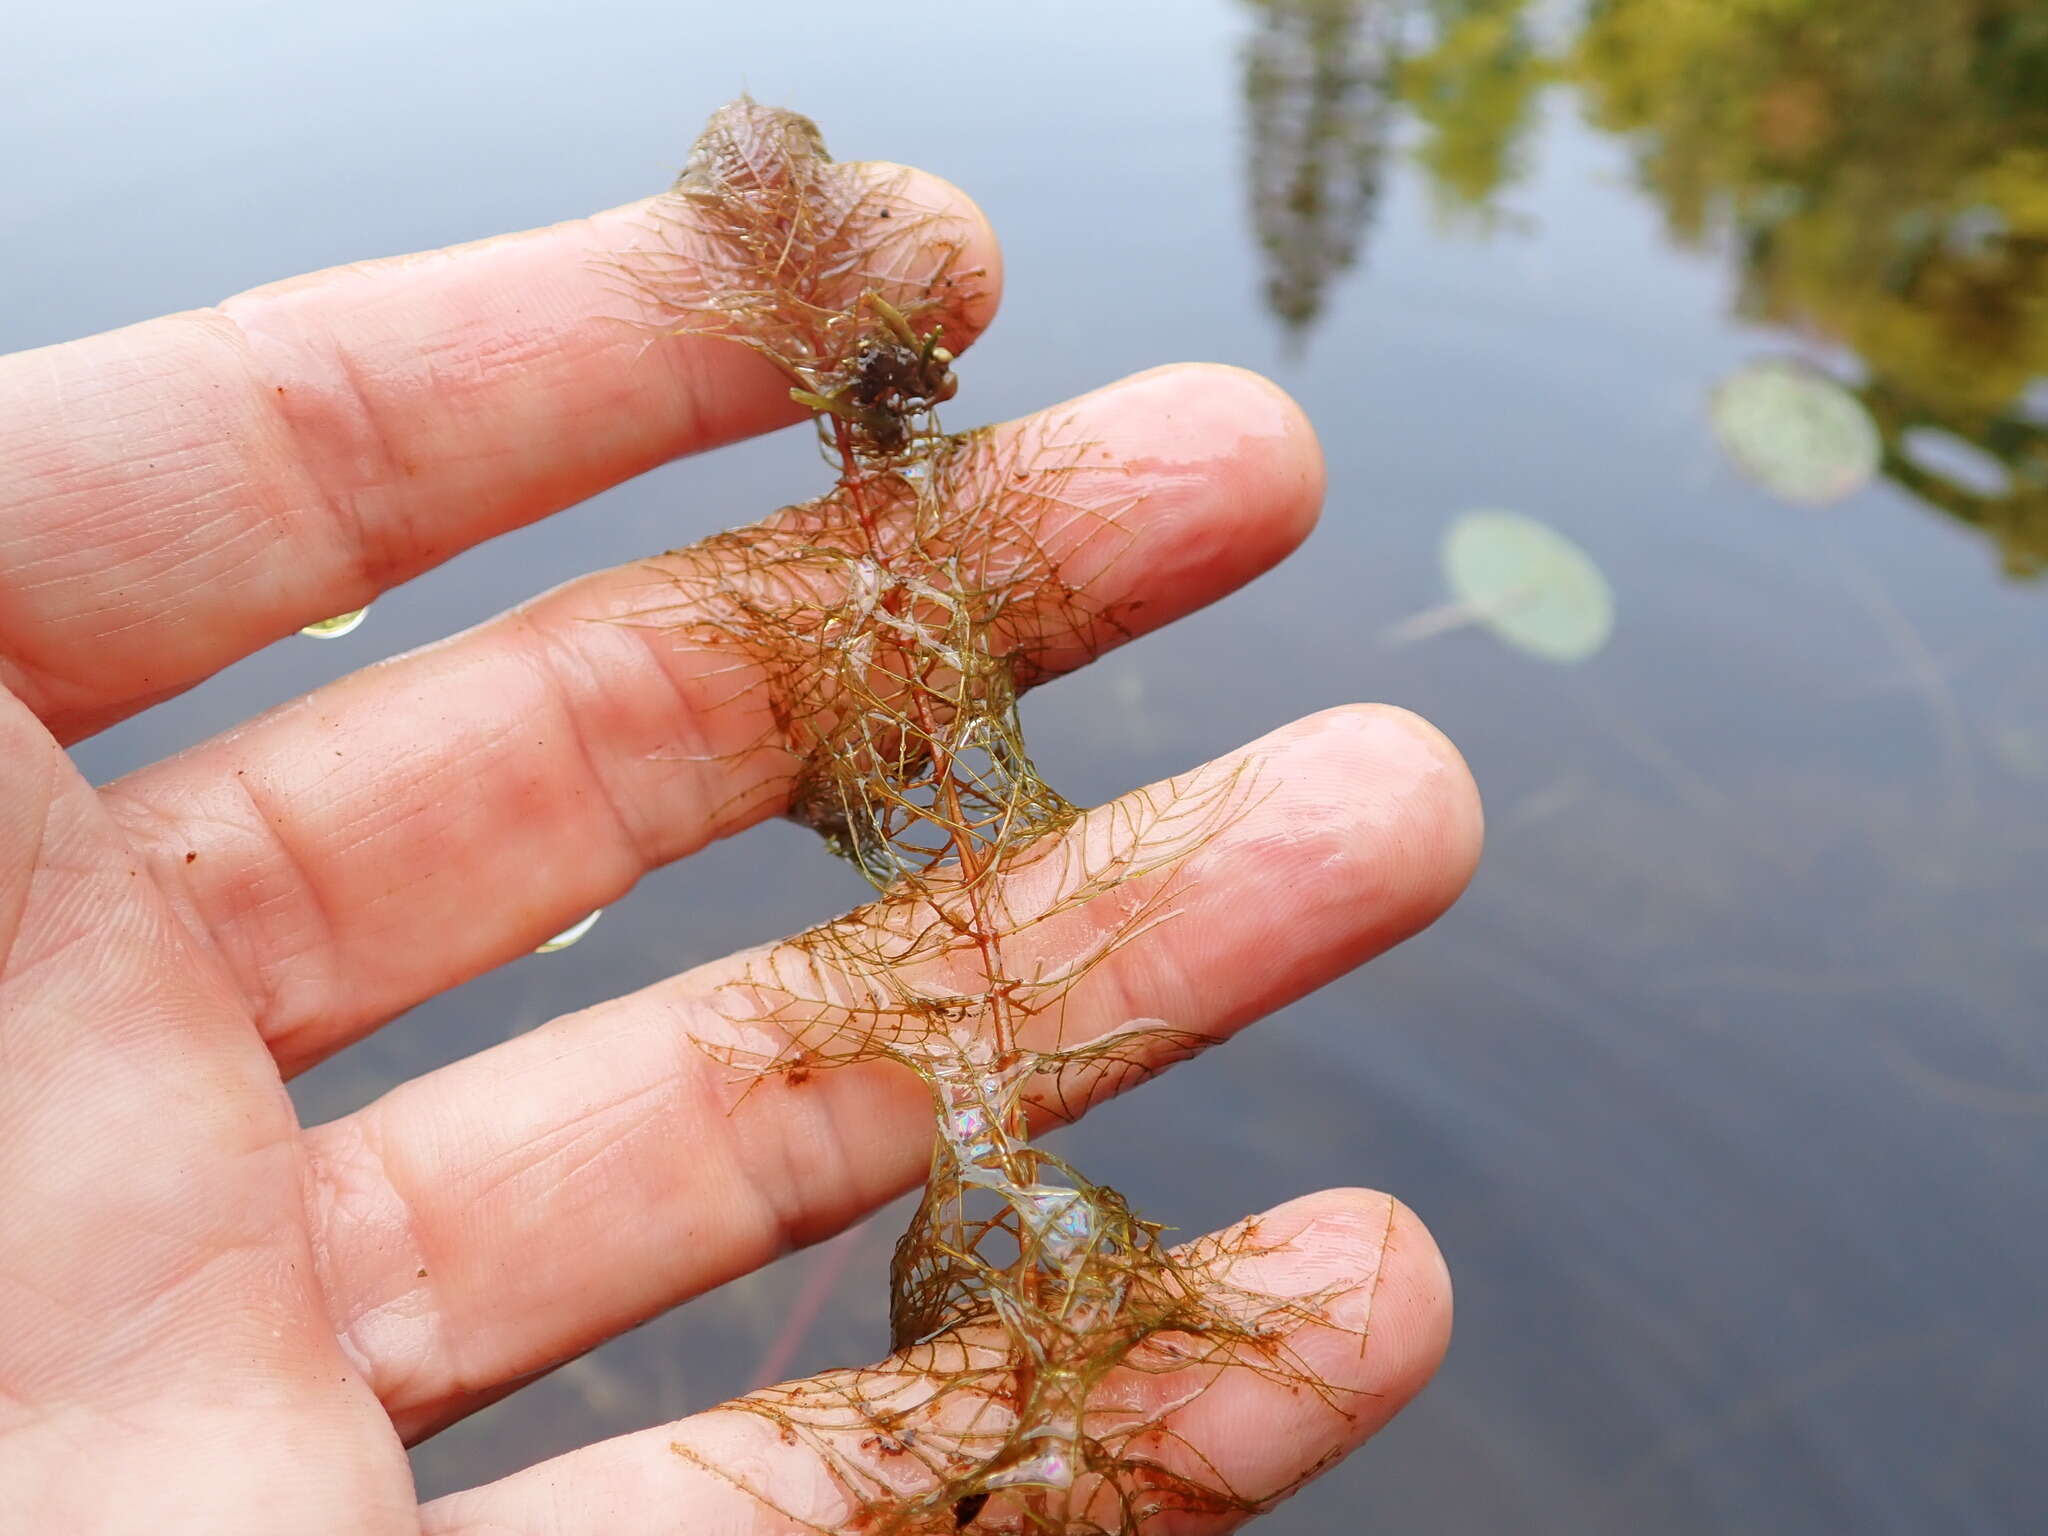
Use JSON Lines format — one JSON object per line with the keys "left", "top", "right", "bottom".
{"left": 8, "top": 1, "right": 2046, "bottom": 1530}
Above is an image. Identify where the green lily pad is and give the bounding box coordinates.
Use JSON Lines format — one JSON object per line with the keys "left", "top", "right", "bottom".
{"left": 535, "top": 908, "right": 604, "bottom": 954}
{"left": 1710, "top": 359, "right": 1880, "bottom": 505}
{"left": 1442, "top": 510, "right": 1615, "bottom": 664}
{"left": 300, "top": 605, "right": 371, "bottom": 639}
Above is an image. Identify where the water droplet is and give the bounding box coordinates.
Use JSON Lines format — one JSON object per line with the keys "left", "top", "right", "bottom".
{"left": 1710, "top": 359, "right": 1880, "bottom": 505}
{"left": 1014, "top": 1183, "right": 1098, "bottom": 1270}
{"left": 983, "top": 1437, "right": 1077, "bottom": 1492}
{"left": 299, "top": 605, "right": 371, "bottom": 639}
{"left": 536, "top": 908, "right": 603, "bottom": 953}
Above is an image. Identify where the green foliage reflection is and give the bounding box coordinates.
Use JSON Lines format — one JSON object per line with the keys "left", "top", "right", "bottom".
{"left": 1240, "top": 0, "right": 2048, "bottom": 575}
{"left": 1399, "top": 1, "right": 1547, "bottom": 213}
{"left": 1573, "top": 0, "right": 2048, "bottom": 574}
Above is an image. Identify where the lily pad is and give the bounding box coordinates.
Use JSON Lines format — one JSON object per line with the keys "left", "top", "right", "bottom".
{"left": 299, "top": 605, "right": 371, "bottom": 639}
{"left": 535, "top": 908, "right": 603, "bottom": 954}
{"left": 1710, "top": 359, "right": 1880, "bottom": 505}
{"left": 1442, "top": 510, "right": 1615, "bottom": 664}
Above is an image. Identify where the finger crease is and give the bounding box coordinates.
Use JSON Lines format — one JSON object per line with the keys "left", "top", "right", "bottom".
{"left": 515, "top": 616, "right": 664, "bottom": 871}
{"left": 232, "top": 768, "right": 344, "bottom": 1046}
{"left": 214, "top": 303, "right": 398, "bottom": 597}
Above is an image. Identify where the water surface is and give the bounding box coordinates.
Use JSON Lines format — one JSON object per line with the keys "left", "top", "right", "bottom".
{"left": 6, "top": 2, "right": 2044, "bottom": 1530}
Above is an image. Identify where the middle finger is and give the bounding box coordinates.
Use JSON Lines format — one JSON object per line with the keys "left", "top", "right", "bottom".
{"left": 101, "top": 365, "right": 1321, "bottom": 1076}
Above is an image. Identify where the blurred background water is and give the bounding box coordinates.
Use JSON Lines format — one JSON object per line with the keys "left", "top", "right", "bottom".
{"left": 6, "top": 1, "right": 2046, "bottom": 1529}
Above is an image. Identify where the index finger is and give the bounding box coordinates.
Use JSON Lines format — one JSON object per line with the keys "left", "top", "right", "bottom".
{"left": 0, "top": 166, "right": 997, "bottom": 743}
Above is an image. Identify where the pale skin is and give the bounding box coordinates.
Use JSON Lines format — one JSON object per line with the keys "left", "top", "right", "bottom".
{"left": 0, "top": 162, "right": 1483, "bottom": 1532}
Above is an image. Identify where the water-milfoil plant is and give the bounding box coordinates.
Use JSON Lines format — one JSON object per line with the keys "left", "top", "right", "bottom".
{"left": 616, "top": 99, "right": 1371, "bottom": 1533}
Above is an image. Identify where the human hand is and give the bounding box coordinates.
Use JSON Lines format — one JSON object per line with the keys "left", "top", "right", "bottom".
{"left": 0, "top": 158, "right": 1480, "bottom": 1532}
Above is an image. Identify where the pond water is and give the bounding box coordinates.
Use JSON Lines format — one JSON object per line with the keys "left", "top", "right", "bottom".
{"left": 8, "top": 1, "right": 2045, "bottom": 1530}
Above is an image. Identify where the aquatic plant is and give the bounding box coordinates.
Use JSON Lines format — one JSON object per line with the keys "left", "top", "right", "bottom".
{"left": 608, "top": 99, "right": 1368, "bottom": 1532}
{"left": 1383, "top": 509, "right": 1614, "bottom": 664}
{"left": 1709, "top": 359, "right": 1881, "bottom": 507}
{"left": 1438, "top": 509, "right": 1614, "bottom": 663}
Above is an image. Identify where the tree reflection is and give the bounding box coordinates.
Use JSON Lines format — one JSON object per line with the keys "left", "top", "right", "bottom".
{"left": 1573, "top": 0, "right": 2048, "bottom": 574}
{"left": 1240, "top": 1, "right": 1542, "bottom": 338}
{"left": 1241, "top": 0, "right": 1403, "bottom": 338}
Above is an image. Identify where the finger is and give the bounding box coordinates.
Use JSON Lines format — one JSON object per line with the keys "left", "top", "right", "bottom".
{"left": 301, "top": 705, "right": 1482, "bottom": 1437}
{"left": 0, "top": 166, "right": 997, "bottom": 742}
{"left": 416, "top": 1188, "right": 1451, "bottom": 1535}
{"left": 102, "top": 365, "right": 1323, "bottom": 1077}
